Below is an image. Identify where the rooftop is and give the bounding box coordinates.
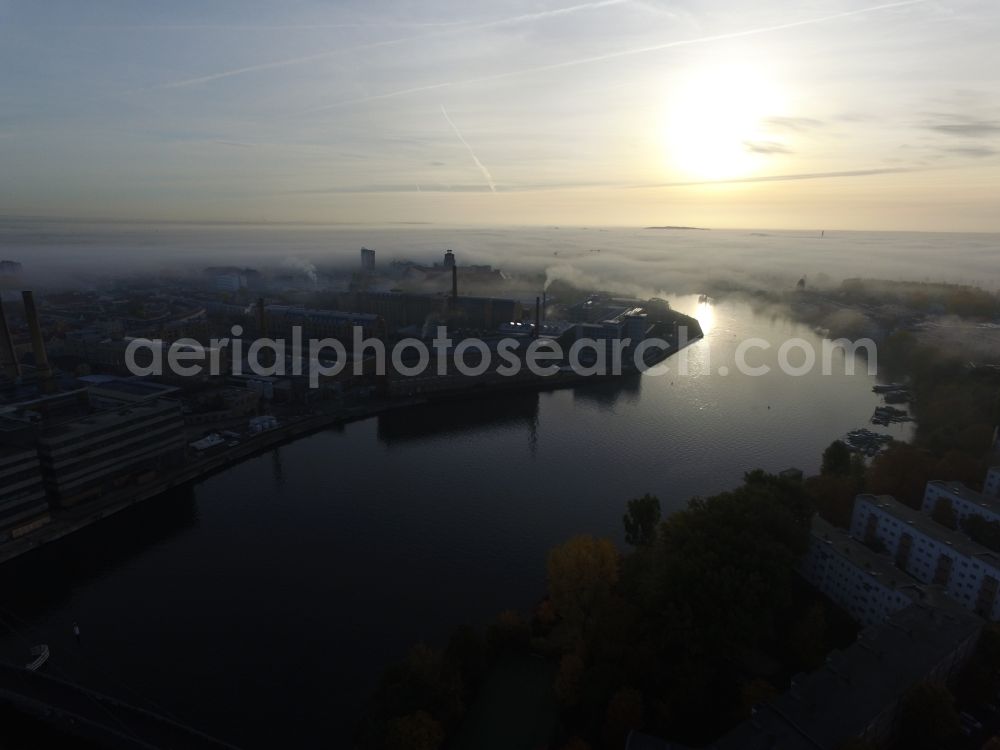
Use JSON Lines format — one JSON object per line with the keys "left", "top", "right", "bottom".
{"left": 857, "top": 493, "right": 1000, "bottom": 567}
{"left": 927, "top": 479, "right": 1000, "bottom": 514}
{"left": 811, "top": 516, "right": 923, "bottom": 595}
{"left": 38, "top": 398, "right": 179, "bottom": 442}
{"left": 716, "top": 593, "right": 982, "bottom": 750}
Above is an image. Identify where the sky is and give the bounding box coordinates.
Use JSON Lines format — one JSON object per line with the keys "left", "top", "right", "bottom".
{"left": 0, "top": 0, "right": 998, "bottom": 230}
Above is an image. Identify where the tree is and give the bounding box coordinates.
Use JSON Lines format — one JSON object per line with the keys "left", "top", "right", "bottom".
{"left": 739, "top": 679, "right": 778, "bottom": 719}
{"left": 547, "top": 535, "right": 619, "bottom": 632}
{"left": 603, "top": 687, "right": 645, "bottom": 750}
{"left": 654, "top": 471, "right": 813, "bottom": 658}
{"left": 931, "top": 497, "right": 958, "bottom": 530}
{"left": 821, "top": 440, "right": 852, "bottom": 476}
{"left": 789, "top": 603, "right": 827, "bottom": 670}
{"left": 868, "top": 443, "right": 934, "bottom": 508}
{"left": 896, "top": 683, "right": 961, "bottom": 750}
{"left": 554, "top": 652, "right": 586, "bottom": 707}
{"left": 384, "top": 711, "right": 445, "bottom": 750}
{"left": 623, "top": 494, "right": 661, "bottom": 547}
{"left": 806, "top": 473, "right": 856, "bottom": 529}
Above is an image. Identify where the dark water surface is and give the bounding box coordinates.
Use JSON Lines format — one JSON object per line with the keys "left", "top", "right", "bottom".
{"left": 0, "top": 296, "right": 911, "bottom": 748}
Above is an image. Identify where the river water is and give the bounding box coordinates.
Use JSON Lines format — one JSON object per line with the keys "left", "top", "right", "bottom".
{"left": 0, "top": 291, "right": 913, "bottom": 748}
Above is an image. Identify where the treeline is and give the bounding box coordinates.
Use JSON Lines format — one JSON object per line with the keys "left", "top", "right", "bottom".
{"left": 356, "top": 471, "right": 853, "bottom": 749}
{"left": 838, "top": 278, "right": 1000, "bottom": 319}
{"left": 879, "top": 330, "right": 1000, "bottom": 454}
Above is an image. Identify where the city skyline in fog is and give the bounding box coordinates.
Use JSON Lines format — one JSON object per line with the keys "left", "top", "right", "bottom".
{"left": 1, "top": 0, "right": 998, "bottom": 230}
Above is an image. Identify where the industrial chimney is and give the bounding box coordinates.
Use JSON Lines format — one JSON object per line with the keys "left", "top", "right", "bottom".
{"left": 256, "top": 297, "right": 268, "bottom": 337}
{"left": 451, "top": 265, "right": 458, "bottom": 303}
{"left": 0, "top": 297, "right": 20, "bottom": 380}
{"left": 21, "top": 291, "right": 54, "bottom": 390}
{"left": 534, "top": 296, "right": 541, "bottom": 338}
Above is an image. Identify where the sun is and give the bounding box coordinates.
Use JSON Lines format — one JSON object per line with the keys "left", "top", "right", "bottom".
{"left": 662, "top": 65, "right": 786, "bottom": 181}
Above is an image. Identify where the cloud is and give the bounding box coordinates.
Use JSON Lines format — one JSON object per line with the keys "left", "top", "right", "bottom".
{"left": 763, "top": 117, "right": 825, "bottom": 133}
{"left": 145, "top": 0, "right": 627, "bottom": 91}
{"left": 284, "top": 167, "right": 927, "bottom": 195}
{"left": 744, "top": 140, "right": 792, "bottom": 155}
{"left": 303, "top": 0, "right": 929, "bottom": 113}
{"left": 925, "top": 117, "right": 1000, "bottom": 138}
{"left": 944, "top": 146, "right": 997, "bottom": 158}
{"left": 638, "top": 166, "right": 924, "bottom": 189}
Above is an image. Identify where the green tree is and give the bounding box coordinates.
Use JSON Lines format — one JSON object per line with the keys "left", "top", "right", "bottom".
{"left": 896, "top": 682, "right": 961, "bottom": 750}
{"left": 623, "top": 494, "right": 661, "bottom": 547}
{"left": 931, "top": 498, "right": 958, "bottom": 530}
{"left": 821, "top": 440, "right": 852, "bottom": 476}
{"left": 654, "top": 471, "right": 813, "bottom": 658}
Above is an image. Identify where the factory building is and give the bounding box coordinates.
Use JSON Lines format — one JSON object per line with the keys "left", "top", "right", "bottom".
{"left": 851, "top": 494, "right": 1000, "bottom": 619}
{"left": 0, "top": 446, "right": 49, "bottom": 541}
{"left": 265, "top": 305, "right": 385, "bottom": 344}
{"left": 801, "top": 516, "right": 918, "bottom": 627}
{"left": 922, "top": 479, "right": 1000, "bottom": 525}
{"left": 35, "top": 397, "right": 185, "bottom": 507}
{"left": 333, "top": 290, "right": 521, "bottom": 334}
{"left": 0, "top": 388, "right": 185, "bottom": 509}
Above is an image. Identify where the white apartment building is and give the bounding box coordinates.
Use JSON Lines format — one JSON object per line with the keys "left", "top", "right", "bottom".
{"left": 802, "top": 516, "right": 918, "bottom": 627}
{"left": 985, "top": 466, "right": 1000, "bottom": 500}
{"left": 922, "top": 479, "right": 1000, "bottom": 524}
{"left": 852, "top": 494, "right": 1000, "bottom": 620}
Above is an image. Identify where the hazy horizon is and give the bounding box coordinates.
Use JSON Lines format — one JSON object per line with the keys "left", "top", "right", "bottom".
{"left": 2, "top": 0, "right": 999, "bottom": 231}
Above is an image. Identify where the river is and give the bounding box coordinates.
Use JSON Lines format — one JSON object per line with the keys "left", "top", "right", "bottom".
{"left": 0, "top": 294, "right": 913, "bottom": 748}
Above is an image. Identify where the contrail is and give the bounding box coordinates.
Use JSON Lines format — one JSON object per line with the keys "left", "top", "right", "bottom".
{"left": 303, "top": 0, "right": 928, "bottom": 112}
{"left": 441, "top": 105, "right": 497, "bottom": 193}
{"left": 147, "top": 0, "right": 626, "bottom": 90}
{"left": 637, "top": 165, "right": 924, "bottom": 189}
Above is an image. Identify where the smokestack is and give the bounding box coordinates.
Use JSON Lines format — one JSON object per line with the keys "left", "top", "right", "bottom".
{"left": 21, "top": 291, "right": 53, "bottom": 390}
{"left": 257, "top": 297, "right": 268, "bottom": 337}
{"left": 451, "top": 264, "right": 458, "bottom": 302}
{"left": 542, "top": 291, "right": 547, "bottom": 325}
{"left": 534, "top": 296, "right": 541, "bottom": 338}
{"left": 0, "top": 297, "right": 21, "bottom": 380}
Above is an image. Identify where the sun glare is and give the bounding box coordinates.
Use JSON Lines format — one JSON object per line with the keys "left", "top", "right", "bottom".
{"left": 663, "top": 66, "right": 786, "bottom": 181}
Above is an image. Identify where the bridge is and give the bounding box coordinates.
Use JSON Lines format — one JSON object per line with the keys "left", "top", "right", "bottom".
{"left": 0, "top": 662, "right": 241, "bottom": 749}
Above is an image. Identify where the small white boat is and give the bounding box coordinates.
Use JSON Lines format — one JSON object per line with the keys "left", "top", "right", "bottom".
{"left": 25, "top": 644, "right": 49, "bottom": 671}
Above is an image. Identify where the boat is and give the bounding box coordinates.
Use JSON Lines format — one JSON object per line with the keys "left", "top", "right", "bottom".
{"left": 25, "top": 644, "right": 49, "bottom": 671}
{"left": 872, "top": 383, "right": 907, "bottom": 394}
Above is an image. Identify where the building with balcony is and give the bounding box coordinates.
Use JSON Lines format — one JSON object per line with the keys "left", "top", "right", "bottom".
{"left": 801, "top": 516, "right": 918, "bottom": 627}
{"left": 852, "top": 494, "right": 1000, "bottom": 619}
{"left": 922, "top": 479, "right": 1000, "bottom": 525}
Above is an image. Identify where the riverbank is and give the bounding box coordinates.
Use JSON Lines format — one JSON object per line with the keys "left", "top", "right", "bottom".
{"left": 0, "top": 328, "right": 702, "bottom": 567}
